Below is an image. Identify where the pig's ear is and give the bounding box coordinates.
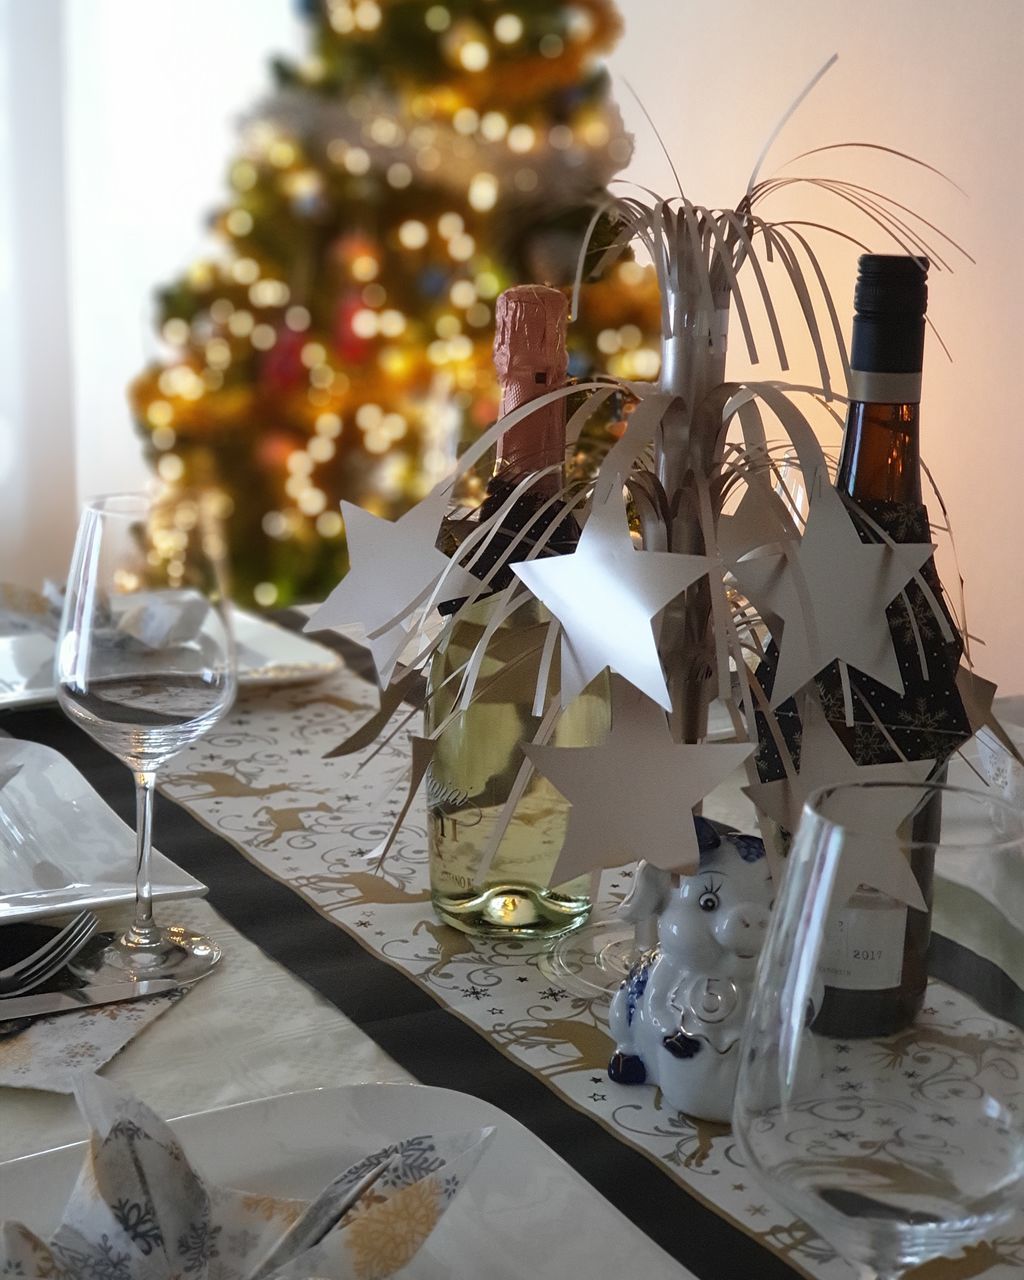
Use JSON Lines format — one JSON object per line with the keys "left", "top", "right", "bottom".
{"left": 620, "top": 860, "right": 674, "bottom": 921}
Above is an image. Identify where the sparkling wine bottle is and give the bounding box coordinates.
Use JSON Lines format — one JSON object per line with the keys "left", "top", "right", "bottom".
{"left": 426, "top": 286, "right": 609, "bottom": 938}
{"left": 813, "top": 254, "right": 970, "bottom": 1036}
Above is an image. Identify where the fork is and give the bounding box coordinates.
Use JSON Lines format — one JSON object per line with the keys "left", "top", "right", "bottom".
{"left": 0, "top": 910, "right": 99, "bottom": 997}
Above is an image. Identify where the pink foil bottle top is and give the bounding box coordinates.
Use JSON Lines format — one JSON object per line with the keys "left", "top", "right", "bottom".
{"left": 492, "top": 285, "right": 569, "bottom": 483}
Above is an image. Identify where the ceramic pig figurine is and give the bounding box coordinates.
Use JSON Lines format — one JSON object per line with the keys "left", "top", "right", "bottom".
{"left": 608, "top": 818, "right": 774, "bottom": 1123}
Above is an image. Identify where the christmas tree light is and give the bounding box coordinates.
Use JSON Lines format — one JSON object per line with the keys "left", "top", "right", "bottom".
{"left": 130, "top": 0, "right": 661, "bottom": 607}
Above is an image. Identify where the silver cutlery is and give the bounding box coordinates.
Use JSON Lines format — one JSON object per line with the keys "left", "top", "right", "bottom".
{"left": 0, "top": 910, "right": 98, "bottom": 997}
{"left": 0, "top": 975, "right": 180, "bottom": 1022}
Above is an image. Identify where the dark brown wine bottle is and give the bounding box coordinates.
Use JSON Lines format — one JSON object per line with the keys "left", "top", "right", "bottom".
{"left": 815, "top": 254, "right": 943, "bottom": 1038}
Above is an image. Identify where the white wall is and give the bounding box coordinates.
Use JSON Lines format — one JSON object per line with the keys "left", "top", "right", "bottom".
{"left": 64, "top": 0, "right": 305, "bottom": 501}
{"left": 0, "top": 0, "right": 77, "bottom": 588}
{"left": 3, "top": 0, "right": 1022, "bottom": 687}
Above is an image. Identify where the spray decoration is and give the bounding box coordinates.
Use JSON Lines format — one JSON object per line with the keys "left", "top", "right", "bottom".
{"left": 308, "top": 58, "right": 1017, "bottom": 884}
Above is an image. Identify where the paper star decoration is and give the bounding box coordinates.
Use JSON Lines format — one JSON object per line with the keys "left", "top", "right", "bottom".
{"left": 306, "top": 497, "right": 476, "bottom": 683}
{"left": 956, "top": 666, "right": 1024, "bottom": 767}
{"left": 526, "top": 682, "right": 752, "bottom": 882}
{"left": 717, "top": 483, "right": 797, "bottom": 567}
{"left": 743, "top": 695, "right": 934, "bottom": 910}
{"left": 817, "top": 778, "right": 937, "bottom": 914}
{"left": 513, "top": 495, "right": 710, "bottom": 710}
{"left": 732, "top": 492, "right": 934, "bottom": 707}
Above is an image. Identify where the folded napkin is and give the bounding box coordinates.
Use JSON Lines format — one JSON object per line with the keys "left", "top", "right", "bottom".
{"left": 0, "top": 987, "right": 187, "bottom": 1093}
{"left": 1, "top": 1076, "right": 494, "bottom": 1280}
{"left": 0, "top": 924, "right": 193, "bottom": 1094}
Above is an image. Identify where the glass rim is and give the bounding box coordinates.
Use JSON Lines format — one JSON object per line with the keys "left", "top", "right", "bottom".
{"left": 82, "top": 488, "right": 222, "bottom": 518}
{"left": 83, "top": 491, "right": 151, "bottom": 517}
{"left": 802, "top": 778, "right": 1024, "bottom": 854}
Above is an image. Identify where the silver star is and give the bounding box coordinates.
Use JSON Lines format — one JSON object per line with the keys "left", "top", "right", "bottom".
{"left": 732, "top": 492, "right": 933, "bottom": 707}
{"left": 306, "top": 496, "right": 475, "bottom": 681}
{"left": 744, "top": 697, "right": 934, "bottom": 911}
{"left": 513, "top": 495, "right": 710, "bottom": 710}
{"left": 956, "top": 666, "right": 1024, "bottom": 766}
{"left": 527, "top": 684, "right": 752, "bottom": 880}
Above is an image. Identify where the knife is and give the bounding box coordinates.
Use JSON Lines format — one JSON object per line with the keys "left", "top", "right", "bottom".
{"left": 0, "top": 977, "right": 180, "bottom": 1022}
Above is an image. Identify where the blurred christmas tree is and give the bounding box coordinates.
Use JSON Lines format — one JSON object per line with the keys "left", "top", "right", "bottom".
{"left": 129, "top": 0, "right": 661, "bottom": 608}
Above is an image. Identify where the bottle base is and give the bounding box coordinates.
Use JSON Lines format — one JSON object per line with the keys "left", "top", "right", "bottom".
{"left": 812, "top": 983, "right": 926, "bottom": 1039}
{"left": 431, "top": 884, "right": 591, "bottom": 939}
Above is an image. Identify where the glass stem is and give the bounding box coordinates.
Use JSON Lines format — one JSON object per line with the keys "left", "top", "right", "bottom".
{"left": 125, "top": 769, "right": 161, "bottom": 948}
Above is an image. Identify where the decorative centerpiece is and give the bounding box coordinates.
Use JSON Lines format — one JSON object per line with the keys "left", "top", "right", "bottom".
{"left": 308, "top": 60, "right": 1018, "bottom": 1118}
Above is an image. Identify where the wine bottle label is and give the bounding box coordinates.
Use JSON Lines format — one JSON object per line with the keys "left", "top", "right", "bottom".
{"left": 819, "top": 894, "right": 907, "bottom": 990}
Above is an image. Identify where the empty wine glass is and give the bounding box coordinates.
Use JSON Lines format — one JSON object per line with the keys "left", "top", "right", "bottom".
{"left": 55, "top": 491, "right": 236, "bottom": 981}
{"left": 734, "top": 780, "right": 1024, "bottom": 1278}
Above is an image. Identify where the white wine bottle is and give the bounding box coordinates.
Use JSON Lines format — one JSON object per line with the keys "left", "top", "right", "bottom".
{"left": 426, "top": 286, "right": 609, "bottom": 938}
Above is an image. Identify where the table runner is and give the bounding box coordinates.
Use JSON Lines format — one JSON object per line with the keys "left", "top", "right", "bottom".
{"left": 5, "top": 630, "right": 1024, "bottom": 1280}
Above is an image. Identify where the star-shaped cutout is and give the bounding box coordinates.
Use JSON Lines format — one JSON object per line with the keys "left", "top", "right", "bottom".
{"left": 526, "top": 681, "right": 752, "bottom": 880}
{"left": 306, "top": 496, "right": 476, "bottom": 683}
{"left": 744, "top": 695, "right": 935, "bottom": 835}
{"left": 717, "top": 481, "right": 797, "bottom": 567}
{"left": 732, "top": 492, "right": 933, "bottom": 706}
{"left": 513, "top": 494, "right": 710, "bottom": 710}
{"left": 956, "top": 666, "right": 1024, "bottom": 766}
{"left": 815, "top": 776, "right": 936, "bottom": 912}
{"left": 744, "top": 697, "right": 933, "bottom": 911}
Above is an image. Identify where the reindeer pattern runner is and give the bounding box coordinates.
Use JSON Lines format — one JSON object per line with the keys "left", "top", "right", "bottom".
{"left": 156, "top": 662, "right": 1024, "bottom": 1280}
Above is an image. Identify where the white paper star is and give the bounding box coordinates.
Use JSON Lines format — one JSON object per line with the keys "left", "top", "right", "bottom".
{"left": 717, "top": 483, "right": 797, "bottom": 567}
{"left": 306, "top": 497, "right": 476, "bottom": 682}
{"left": 526, "top": 683, "right": 752, "bottom": 881}
{"left": 512, "top": 495, "right": 710, "bottom": 710}
{"left": 743, "top": 696, "right": 934, "bottom": 910}
{"left": 732, "top": 492, "right": 933, "bottom": 707}
{"left": 956, "top": 666, "right": 1024, "bottom": 767}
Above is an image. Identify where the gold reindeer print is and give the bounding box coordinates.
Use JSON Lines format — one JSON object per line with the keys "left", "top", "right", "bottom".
{"left": 492, "top": 1015, "right": 612, "bottom": 1075}
{"left": 291, "top": 869, "right": 432, "bottom": 907}
{"left": 411, "top": 918, "right": 478, "bottom": 980}
{"left": 166, "top": 769, "right": 298, "bottom": 801}
{"left": 903, "top": 1240, "right": 1024, "bottom": 1279}
{"left": 681, "top": 1116, "right": 727, "bottom": 1171}
{"left": 249, "top": 800, "right": 337, "bottom": 849}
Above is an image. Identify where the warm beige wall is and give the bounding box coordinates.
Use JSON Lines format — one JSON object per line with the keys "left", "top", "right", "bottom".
{"left": 607, "top": 0, "right": 1024, "bottom": 692}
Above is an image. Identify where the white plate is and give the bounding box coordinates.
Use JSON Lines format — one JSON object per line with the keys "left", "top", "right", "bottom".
{"left": 0, "top": 589, "right": 340, "bottom": 710}
{"left": 0, "top": 1084, "right": 686, "bottom": 1279}
{"left": 231, "top": 609, "right": 341, "bottom": 686}
{"left": 0, "top": 738, "right": 205, "bottom": 922}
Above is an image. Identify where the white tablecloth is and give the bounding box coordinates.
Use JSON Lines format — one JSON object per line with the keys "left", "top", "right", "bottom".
{"left": 0, "top": 896, "right": 411, "bottom": 1162}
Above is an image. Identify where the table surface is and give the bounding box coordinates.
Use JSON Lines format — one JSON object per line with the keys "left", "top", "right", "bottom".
{"left": 3, "top": 620, "right": 1024, "bottom": 1280}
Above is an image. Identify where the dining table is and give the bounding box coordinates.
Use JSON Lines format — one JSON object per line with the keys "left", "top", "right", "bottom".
{"left": 3, "top": 608, "right": 1024, "bottom": 1280}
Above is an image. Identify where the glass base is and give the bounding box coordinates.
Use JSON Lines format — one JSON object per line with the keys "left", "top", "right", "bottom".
{"left": 432, "top": 884, "right": 590, "bottom": 939}
{"left": 69, "top": 926, "right": 222, "bottom": 985}
{"left": 540, "top": 918, "right": 643, "bottom": 998}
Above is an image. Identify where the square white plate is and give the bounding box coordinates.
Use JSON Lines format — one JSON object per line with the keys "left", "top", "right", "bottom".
{"left": 0, "top": 1084, "right": 687, "bottom": 1279}
{"left": 0, "top": 587, "right": 341, "bottom": 710}
{"left": 0, "top": 737, "right": 205, "bottom": 922}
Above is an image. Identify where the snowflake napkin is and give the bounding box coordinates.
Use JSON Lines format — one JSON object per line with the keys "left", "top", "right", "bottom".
{"left": 0, "top": 990, "right": 188, "bottom": 1093}
{"left": 0, "top": 1076, "right": 494, "bottom": 1280}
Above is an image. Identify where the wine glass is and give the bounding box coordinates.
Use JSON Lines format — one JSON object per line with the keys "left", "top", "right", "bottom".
{"left": 734, "top": 779, "right": 1024, "bottom": 1279}
{"left": 55, "top": 491, "right": 236, "bottom": 981}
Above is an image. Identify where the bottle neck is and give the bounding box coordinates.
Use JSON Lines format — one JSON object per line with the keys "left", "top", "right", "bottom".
{"left": 494, "top": 372, "right": 566, "bottom": 494}
{"left": 835, "top": 396, "right": 922, "bottom": 506}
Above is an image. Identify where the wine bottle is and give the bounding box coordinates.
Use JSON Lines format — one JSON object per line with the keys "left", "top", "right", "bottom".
{"left": 813, "top": 254, "right": 968, "bottom": 1037}
{"left": 426, "top": 286, "right": 609, "bottom": 938}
